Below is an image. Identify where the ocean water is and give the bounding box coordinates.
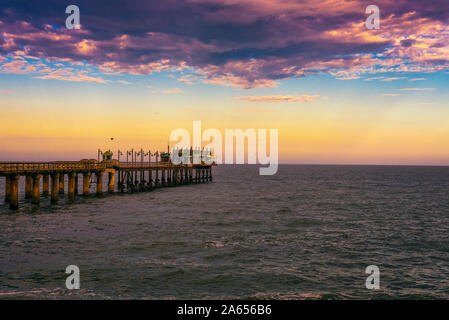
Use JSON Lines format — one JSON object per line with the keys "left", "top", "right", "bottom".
{"left": 0, "top": 165, "right": 448, "bottom": 299}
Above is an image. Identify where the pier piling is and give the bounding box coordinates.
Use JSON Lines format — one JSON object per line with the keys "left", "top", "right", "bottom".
{"left": 4, "top": 176, "right": 11, "bottom": 202}
{"left": 108, "top": 171, "right": 115, "bottom": 193}
{"left": 74, "top": 173, "right": 79, "bottom": 195}
{"left": 68, "top": 173, "right": 76, "bottom": 200}
{"left": 51, "top": 173, "right": 59, "bottom": 203}
{"left": 96, "top": 171, "right": 104, "bottom": 195}
{"left": 42, "top": 174, "right": 49, "bottom": 196}
{"left": 9, "top": 175, "right": 19, "bottom": 210}
{"left": 31, "top": 175, "right": 41, "bottom": 204}
{"left": 59, "top": 174, "right": 65, "bottom": 194}
{"left": 25, "top": 175, "right": 32, "bottom": 199}
{"left": 83, "top": 173, "right": 90, "bottom": 196}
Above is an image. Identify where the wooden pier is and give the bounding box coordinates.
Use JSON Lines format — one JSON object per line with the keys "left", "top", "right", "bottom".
{"left": 0, "top": 160, "right": 213, "bottom": 210}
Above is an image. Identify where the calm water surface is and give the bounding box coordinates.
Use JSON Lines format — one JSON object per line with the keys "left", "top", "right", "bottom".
{"left": 0, "top": 165, "right": 448, "bottom": 299}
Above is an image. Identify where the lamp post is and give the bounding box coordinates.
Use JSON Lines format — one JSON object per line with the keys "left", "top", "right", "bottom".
{"left": 98, "top": 149, "right": 103, "bottom": 162}
{"left": 127, "top": 149, "right": 133, "bottom": 164}
{"left": 155, "top": 151, "right": 160, "bottom": 186}
{"left": 144, "top": 149, "right": 149, "bottom": 166}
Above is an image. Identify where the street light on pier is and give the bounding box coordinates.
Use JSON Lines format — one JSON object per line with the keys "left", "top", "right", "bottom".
{"left": 117, "top": 150, "right": 123, "bottom": 162}
{"left": 126, "top": 149, "right": 133, "bottom": 164}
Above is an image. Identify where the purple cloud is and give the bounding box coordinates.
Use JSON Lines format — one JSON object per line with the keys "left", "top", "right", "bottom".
{"left": 1, "top": 0, "right": 448, "bottom": 87}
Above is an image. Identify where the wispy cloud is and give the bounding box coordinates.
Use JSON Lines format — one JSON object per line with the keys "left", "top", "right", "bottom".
{"left": 117, "top": 80, "right": 131, "bottom": 85}
{"left": 35, "top": 73, "right": 108, "bottom": 84}
{"left": 365, "top": 76, "right": 385, "bottom": 81}
{"left": 336, "top": 76, "right": 360, "bottom": 80}
{"left": 381, "top": 77, "right": 407, "bottom": 82}
{"left": 398, "top": 88, "right": 435, "bottom": 91}
{"left": 410, "top": 78, "right": 426, "bottom": 82}
{"left": 232, "top": 94, "right": 320, "bottom": 103}
{"left": 383, "top": 93, "right": 401, "bottom": 96}
{"left": 162, "top": 88, "right": 183, "bottom": 94}
{"left": 178, "top": 76, "right": 195, "bottom": 85}
{"left": 0, "top": 89, "right": 12, "bottom": 95}
{"left": 237, "top": 109, "right": 275, "bottom": 113}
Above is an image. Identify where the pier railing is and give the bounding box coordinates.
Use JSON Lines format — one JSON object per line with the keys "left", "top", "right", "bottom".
{"left": 0, "top": 161, "right": 213, "bottom": 175}
{"left": 117, "top": 162, "right": 210, "bottom": 169}
{"left": 0, "top": 161, "right": 107, "bottom": 174}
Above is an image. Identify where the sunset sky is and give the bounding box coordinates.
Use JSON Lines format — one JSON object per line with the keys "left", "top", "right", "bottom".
{"left": 0, "top": 0, "right": 448, "bottom": 164}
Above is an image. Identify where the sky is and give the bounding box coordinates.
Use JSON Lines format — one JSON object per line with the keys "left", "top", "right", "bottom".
{"left": 0, "top": 0, "right": 448, "bottom": 164}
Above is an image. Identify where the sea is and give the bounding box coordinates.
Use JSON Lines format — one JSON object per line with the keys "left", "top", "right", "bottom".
{"left": 0, "top": 165, "right": 448, "bottom": 299}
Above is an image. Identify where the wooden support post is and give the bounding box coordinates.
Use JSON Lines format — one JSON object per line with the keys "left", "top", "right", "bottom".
{"left": 139, "top": 171, "right": 145, "bottom": 191}
{"left": 31, "top": 174, "right": 41, "bottom": 204}
{"left": 108, "top": 171, "right": 115, "bottom": 193}
{"left": 59, "top": 174, "right": 65, "bottom": 194}
{"left": 51, "top": 173, "right": 59, "bottom": 204}
{"left": 117, "top": 170, "right": 123, "bottom": 192}
{"left": 161, "top": 169, "right": 165, "bottom": 186}
{"left": 74, "top": 173, "right": 79, "bottom": 194}
{"left": 148, "top": 170, "right": 153, "bottom": 188}
{"left": 9, "top": 175, "right": 19, "bottom": 210}
{"left": 68, "top": 173, "right": 76, "bottom": 200}
{"left": 83, "top": 172, "right": 90, "bottom": 196}
{"left": 155, "top": 167, "right": 159, "bottom": 186}
{"left": 96, "top": 171, "right": 104, "bottom": 195}
{"left": 42, "top": 174, "right": 49, "bottom": 196}
{"left": 25, "top": 175, "right": 33, "bottom": 199}
{"left": 4, "top": 176, "right": 11, "bottom": 202}
{"left": 132, "top": 170, "right": 138, "bottom": 191}
{"left": 128, "top": 172, "right": 136, "bottom": 192}
{"left": 209, "top": 167, "right": 213, "bottom": 181}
